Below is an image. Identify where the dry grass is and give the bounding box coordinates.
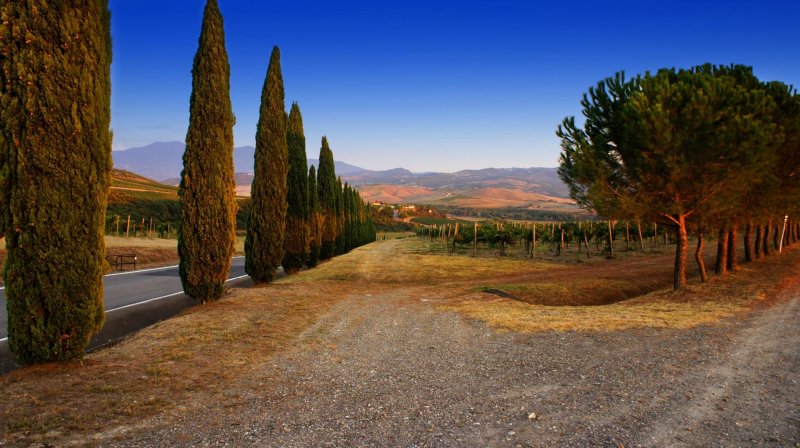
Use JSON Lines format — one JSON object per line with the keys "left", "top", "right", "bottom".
{"left": 0, "top": 280, "right": 368, "bottom": 445}
{"left": 440, "top": 248, "right": 800, "bottom": 332}
{"left": 106, "top": 236, "right": 245, "bottom": 254}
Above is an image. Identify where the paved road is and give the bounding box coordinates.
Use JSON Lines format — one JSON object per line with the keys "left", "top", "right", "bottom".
{"left": 0, "top": 257, "right": 257, "bottom": 373}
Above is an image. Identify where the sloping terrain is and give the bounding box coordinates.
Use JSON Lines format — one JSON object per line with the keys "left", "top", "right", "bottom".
{"left": 110, "top": 169, "right": 178, "bottom": 201}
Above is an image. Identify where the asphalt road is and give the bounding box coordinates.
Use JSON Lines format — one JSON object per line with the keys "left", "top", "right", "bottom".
{"left": 0, "top": 256, "right": 257, "bottom": 373}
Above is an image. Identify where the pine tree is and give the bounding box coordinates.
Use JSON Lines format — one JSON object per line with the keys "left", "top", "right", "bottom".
{"left": 179, "top": 0, "right": 237, "bottom": 302}
{"left": 245, "top": 46, "right": 288, "bottom": 282}
{"left": 307, "top": 165, "right": 322, "bottom": 267}
{"left": 282, "top": 103, "right": 310, "bottom": 274}
{"left": 0, "top": 1, "right": 112, "bottom": 363}
{"left": 317, "top": 137, "right": 338, "bottom": 259}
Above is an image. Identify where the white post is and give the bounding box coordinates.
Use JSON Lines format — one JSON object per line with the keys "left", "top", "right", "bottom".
{"left": 779, "top": 215, "right": 789, "bottom": 253}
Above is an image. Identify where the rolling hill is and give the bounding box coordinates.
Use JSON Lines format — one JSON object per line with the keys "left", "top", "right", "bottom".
{"left": 112, "top": 141, "right": 576, "bottom": 211}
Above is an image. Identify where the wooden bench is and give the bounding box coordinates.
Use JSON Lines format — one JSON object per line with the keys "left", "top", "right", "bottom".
{"left": 109, "top": 253, "right": 137, "bottom": 271}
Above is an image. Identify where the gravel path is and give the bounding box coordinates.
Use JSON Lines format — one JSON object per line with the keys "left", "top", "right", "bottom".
{"left": 110, "top": 280, "right": 800, "bottom": 447}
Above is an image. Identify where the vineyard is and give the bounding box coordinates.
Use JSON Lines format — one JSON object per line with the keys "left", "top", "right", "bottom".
{"left": 415, "top": 218, "right": 799, "bottom": 270}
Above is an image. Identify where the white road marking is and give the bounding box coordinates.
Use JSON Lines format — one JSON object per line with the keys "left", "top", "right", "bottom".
{"left": 106, "top": 291, "right": 184, "bottom": 313}
{"left": 0, "top": 267, "right": 251, "bottom": 342}
{"left": 105, "top": 273, "right": 250, "bottom": 313}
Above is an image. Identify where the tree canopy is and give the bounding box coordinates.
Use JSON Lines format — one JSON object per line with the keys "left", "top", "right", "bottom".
{"left": 558, "top": 64, "right": 796, "bottom": 289}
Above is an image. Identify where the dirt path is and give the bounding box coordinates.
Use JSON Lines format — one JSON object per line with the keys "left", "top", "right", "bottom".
{"left": 114, "top": 260, "right": 800, "bottom": 447}
{"left": 643, "top": 294, "right": 800, "bottom": 447}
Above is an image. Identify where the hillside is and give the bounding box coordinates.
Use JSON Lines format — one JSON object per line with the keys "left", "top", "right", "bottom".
{"left": 110, "top": 168, "right": 178, "bottom": 200}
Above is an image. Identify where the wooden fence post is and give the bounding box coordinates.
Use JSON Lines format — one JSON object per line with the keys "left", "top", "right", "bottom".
{"left": 473, "top": 222, "right": 478, "bottom": 256}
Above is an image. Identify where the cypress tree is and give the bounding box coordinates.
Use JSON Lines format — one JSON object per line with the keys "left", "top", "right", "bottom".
{"left": 245, "top": 46, "right": 288, "bottom": 282}
{"left": 334, "top": 177, "right": 345, "bottom": 255}
{"left": 179, "top": 0, "right": 237, "bottom": 302}
{"left": 307, "top": 165, "right": 322, "bottom": 267}
{"left": 317, "top": 137, "right": 338, "bottom": 259}
{"left": 0, "top": 1, "right": 112, "bottom": 363}
{"left": 282, "top": 103, "right": 310, "bottom": 274}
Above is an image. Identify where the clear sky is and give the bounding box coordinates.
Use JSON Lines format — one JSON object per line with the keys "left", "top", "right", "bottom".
{"left": 109, "top": 0, "right": 800, "bottom": 172}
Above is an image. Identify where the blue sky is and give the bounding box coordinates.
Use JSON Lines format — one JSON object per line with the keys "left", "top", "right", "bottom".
{"left": 109, "top": 0, "right": 800, "bottom": 172}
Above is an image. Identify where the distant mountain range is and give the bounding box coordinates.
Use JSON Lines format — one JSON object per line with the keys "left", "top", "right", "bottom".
{"left": 111, "top": 141, "right": 364, "bottom": 183}
{"left": 112, "top": 141, "right": 573, "bottom": 209}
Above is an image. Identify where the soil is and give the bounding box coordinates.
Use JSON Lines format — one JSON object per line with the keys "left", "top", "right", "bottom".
{"left": 107, "top": 250, "right": 800, "bottom": 446}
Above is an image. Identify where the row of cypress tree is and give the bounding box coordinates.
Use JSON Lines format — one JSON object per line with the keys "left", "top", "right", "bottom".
{"left": 182, "top": 0, "right": 375, "bottom": 301}
{"left": 0, "top": 0, "right": 374, "bottom": 364}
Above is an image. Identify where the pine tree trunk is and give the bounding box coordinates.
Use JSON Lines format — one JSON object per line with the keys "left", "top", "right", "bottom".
{"left": 773, "top": 224, "right": 779, "bottom": 250}
{"left": 695, "top": 234, "right": 707, "bottom": 283}
{"left": 726, "top": 224, "right": 738, "bottom": 271}
{"left": 715, "top": 226, "right": 728, "bottom": 275}
{"left": 607, "top": 221, "right": 614, "bottom": 256}
{"left": 763, "top": 223, "right": 771, "bottom": 256}
{"left": 674, "top": 214, "right": 689, "bottom": 290}
{"left": 744, "top": 223, "right": 753, "bottom": 262}
{"left": 637, "top": 219, "right": 644, "bottom": 251}
{"left": 755, "top": 225, "right": 762, "bottom": 259}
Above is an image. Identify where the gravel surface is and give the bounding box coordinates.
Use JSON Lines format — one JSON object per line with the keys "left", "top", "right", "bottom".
{"left": 110, "top": 287, "right": 800, "bottom": 447}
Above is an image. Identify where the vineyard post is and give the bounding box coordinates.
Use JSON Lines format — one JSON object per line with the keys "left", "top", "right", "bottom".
{"left": 149, "top": 217, "right": 153, "bottom": 238}
{"left": 141, "top": 217, "right": 145, "bottom": 238}
{"left": 126, "top": 215, "right": 131, "bottom": 238}
{"left": 779, "top": 215, "right": 789, "bottom": 253}
{"left": 473, "top": 222, "right": 478, "bottom": 256}
{"left": 532, "top": 223, "right": 537, "bottom": 258}
{"left": 115, "top": 216, "right": 120, "bottom": 236}
{"left": 584, "top": 230, "right": 590, "bottom": 257}
{"left": 625, "top": 222, "right": 630, "bottom": 251}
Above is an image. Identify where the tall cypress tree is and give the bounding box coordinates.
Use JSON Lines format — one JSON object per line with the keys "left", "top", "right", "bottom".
{"left": 307, "top": 165, "right": 322, "bottom": 267}
{"left": 334, "top": 177, "right": 345, "bottom": 255}
{"left": 282, "top": 103, "right": 310, "bottom": 274}
{"left": 245, "top": 46, "right": 288, "bottom": 282}
{"left": 0, "top": 1, "right": 112, "bottom": 363}
{"left": 179, "top": 0, "right": 237, "bottom": 302}
{"left": 317, "top": 137, "right": 338, "bottom": 259}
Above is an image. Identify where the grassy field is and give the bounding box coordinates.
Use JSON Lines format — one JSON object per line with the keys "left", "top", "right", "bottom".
{"left": 2, "top": 236, "right": 799, "bottom": 444}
